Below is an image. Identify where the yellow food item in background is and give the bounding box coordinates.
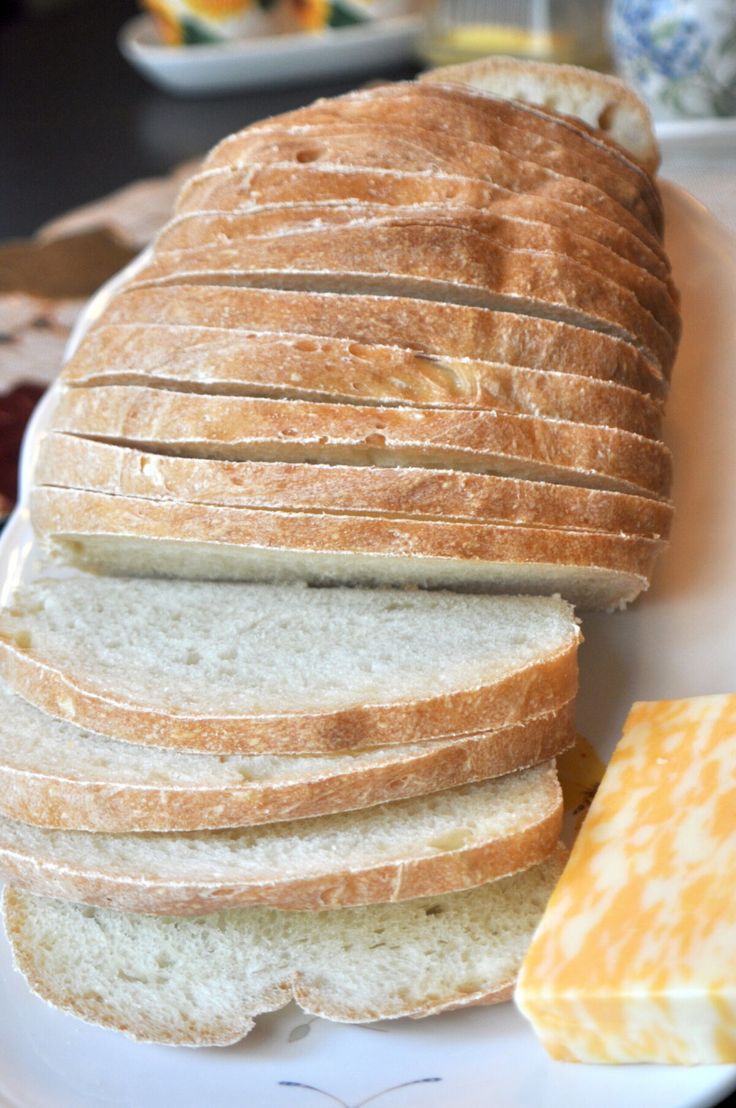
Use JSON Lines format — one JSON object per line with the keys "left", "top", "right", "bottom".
{"left": 516, "top": 693, "right": 736, "bottom": 1064}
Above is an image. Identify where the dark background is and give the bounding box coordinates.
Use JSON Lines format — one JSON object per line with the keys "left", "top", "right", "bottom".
{"left": 0, "top": 0, "right": 417, "bottom": 239}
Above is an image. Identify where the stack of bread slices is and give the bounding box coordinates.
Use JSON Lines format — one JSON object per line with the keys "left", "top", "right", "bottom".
{"left": 30, "top": 60, "right": 678, "bottom": 611}
{"left": 0, "top": 58, "right": 679, "bottom": 1046}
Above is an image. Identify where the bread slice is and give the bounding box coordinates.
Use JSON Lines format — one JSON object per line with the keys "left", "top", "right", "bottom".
{"left": 422, "top": 58, "right": 659, "bottom": 173}
{"left": 61, "top": 326, "right": 664, "bottom": 439}
{"left": 50, "top": 387, "right": 672, "bottom": 500}
{"left": 98, "top": 286, "right": 666, "bottom": 399}
{"left": 0, "top": 576, "right": 580, "bottom": 753}
{"left": 238, "top": 83, "right": 661, "bottom": 232}
{"left": 0, "top": 762, "right": 562, "bottom": 913}
{"left": 0, "top": 675, "right": 575, "bottom": 831}
{"left": 175, "top": 164, "right": 672, "bottom": 283}
{"left": 154, "top": 206, "right": 678, "bottom": 334}
{"left": 204, "top": 123, "right": 662, "bottom": 256}
{"left": 36, "top": 434, "right": 673, "bottom": 539}
{"left": 3, "top": 846, "right": 567, "bottom": 1045}
{"left": 132, "top": 223, "right": 676, "bottom": 372}
{"left": 29, "top": 487, "right": 662, "bottom": 610}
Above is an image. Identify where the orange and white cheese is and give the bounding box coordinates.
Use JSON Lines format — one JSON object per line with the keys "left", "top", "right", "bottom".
{"left": 515, "top": 693, "right": 736, "bottom": 1064}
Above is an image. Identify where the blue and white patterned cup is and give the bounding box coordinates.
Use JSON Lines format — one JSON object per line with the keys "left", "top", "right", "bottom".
{"left": 609, "top": 0, "right": 736, "bottom": 119}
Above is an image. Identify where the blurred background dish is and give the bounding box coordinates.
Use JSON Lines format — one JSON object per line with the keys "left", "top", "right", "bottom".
{"left": 119, "top": 11, "right": 425, "bottom": 93}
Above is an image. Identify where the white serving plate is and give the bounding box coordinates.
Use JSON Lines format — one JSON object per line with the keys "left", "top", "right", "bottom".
{"left": 118, "top": 12, "right": 424, "bottom": 96}
{"left": 0, "top": 182, "right": 735, "bottom": 1108}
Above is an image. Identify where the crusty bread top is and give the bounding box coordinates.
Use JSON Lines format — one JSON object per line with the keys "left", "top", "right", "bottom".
{"left": 130, "top": 225, "right": 677, "bottom": 373}
{"left": 200, "top": 122, "right": 664, "bottom": 256}
{"left": 421, "top": 57, "right": 659, "bottom": 174}
{"left": 235, "top": 83, "right": 661, "bottom": 234}
{"left": 60, "top": 325, "right": 665, "bottom": 439}
{"left": 153, "top": 206, "right": 678, "bottom": 333}
{"left": 97, "top": 286, "right": 666, "bottom": 398}
{"left": 174, "top": 164, "right": 672, "bottom": 283}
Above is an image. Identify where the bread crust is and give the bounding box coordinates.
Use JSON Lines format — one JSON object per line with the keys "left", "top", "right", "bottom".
{"left": 131, "top": 223, "right": 676, "bottom": 372}
{"left": 100, "top": 286, "right": 666, "bottom": 398}
{"left": 201, "top": 122, "right": 665, "bottom": 257}
{"left": 175, "top": 163, "right": 672, "bottom": 283}
{"left": 0, "top": 701, "right": 575, "bottom": 831}
{"left": 62, "top": 325, "right": 665, "bottom": 439}
{"left": 154, "top": 205, "right": 679, "bottom": 334}
{"left": 37, "top": 434, "right": 673, "bottom": 538}
{"left": 29, "top": 484, "right": 660, "bottom": 605}
{"left": 422, "top": 58, "right": 659, "bottom": 173}
{"left": 239, "top": 84, "right": 662, "bottom": 232}
{"left": 50, "top": 386, "right": 673, "bottom": 500}
{"left": 0, "top": 767, "right": 562, "bottom": 913}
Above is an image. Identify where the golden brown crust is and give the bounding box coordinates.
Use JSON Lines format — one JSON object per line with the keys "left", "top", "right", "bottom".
{"left": 99, "top": 286, "right": 666, "bottom": 398}
{"left": 422, "top": 58, "right": 660, "bottom": 173}
{"left": 61, "top": 325, "right": 665, "bottom": 439}
{"left": 50, "top": 387, "right": 672, "bottom": 500}
{"left": 154, "top": 205, "right": 679, "bottom": 334}
{"left": 130, "top": 223, "right": 676, "bottom": 373}
{"left": 238, "top": 83, "right": 662, "bottom": 232}
{"left": 37, "top": 434, "right": 673, "bottom": 539}
{"left": 0, "top": 703, "right": 575, "bottom": 832}
{"left": 0, "top": 775, "right": 562, "bottom": 913}
{"left": 175, "top": 164, "right": 672, "bottom": 284}
{"left": 202, "top": 121, "right": 663, "bottom": 257}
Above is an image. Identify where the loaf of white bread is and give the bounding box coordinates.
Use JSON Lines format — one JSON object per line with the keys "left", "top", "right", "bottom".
{"left": 30, "top": 54, "right": 678, "bottom": 611}
{"left": 0, "top": 57, "right": 679, "bottom": 1046}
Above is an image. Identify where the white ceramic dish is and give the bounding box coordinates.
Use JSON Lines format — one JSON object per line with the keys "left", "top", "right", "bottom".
{"left": 0, "top": 182, "right": 735, "bottom": 1107}
{"left": 118, "top": 12, "right": 424, "bottom": 96}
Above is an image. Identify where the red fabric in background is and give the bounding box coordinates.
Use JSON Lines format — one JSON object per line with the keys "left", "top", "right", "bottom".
{"left": 0, "top": 382, "right": 45, "bottom": 519}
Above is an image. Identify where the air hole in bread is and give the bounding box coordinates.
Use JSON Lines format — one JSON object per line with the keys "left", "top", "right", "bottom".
{"left": 295, "top": 147, "right": 322, "bottom": 164}
{"left": 598, "top": 102, "right": 616, "bottom": 132}
{"left": 425, "top": 904, "right": 444, "bottom": 916}
{"left": 294, "top": 339, "right": 318, "bottom": 353}
{"left": 364, "top": 432, "right": 386, "bottom": 447}
{"left": 183, "top": 648, "right": 200, "bottom": 665}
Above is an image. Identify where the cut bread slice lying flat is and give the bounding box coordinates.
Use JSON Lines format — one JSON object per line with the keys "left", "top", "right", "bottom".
{"left": 61, "top": 326, "right": 664, "bottom": 439}
{"left": 0, "top": 676, "right": 575, "bottom": 832}
{"left": 175, "top": 164, "right": 671, "bottom": 283}
{"left": 3, "top": 846, "right": 567, "bottom": 1046}
{"left": 98, "top": 287, "right": 666, "bottom": 398}
{"left": 154, "top": 206, "right": 678, "bottom": 332}
{"left": 422, "top": 58, "right": 659, "bottom": 173}
{"left": 132, "top": 223, "right": 676, "bottom": 372}
{"left": 29, "top": 488, "right": 662, "bottom": 610}
{"left": 36, "top": 435, "right": 673, "bottom": 538}
{"left": 201, "top": 122, "right": 664, "bottom": 256}
{"left": 50, "top": 387, "right": 672, "bottom": 499}
{"left": 239, "top": 84, "right": 661, "bottom": 232}
{"left": 0, "top": 762, "right": 561, "bottom": 914}
{"left": 0, "top": 577, "right": 579, "bottom": 753}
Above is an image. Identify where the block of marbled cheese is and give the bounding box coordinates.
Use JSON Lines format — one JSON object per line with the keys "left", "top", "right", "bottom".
{"left": 515, "top": 693, "right": 736, "bottom": 1064}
